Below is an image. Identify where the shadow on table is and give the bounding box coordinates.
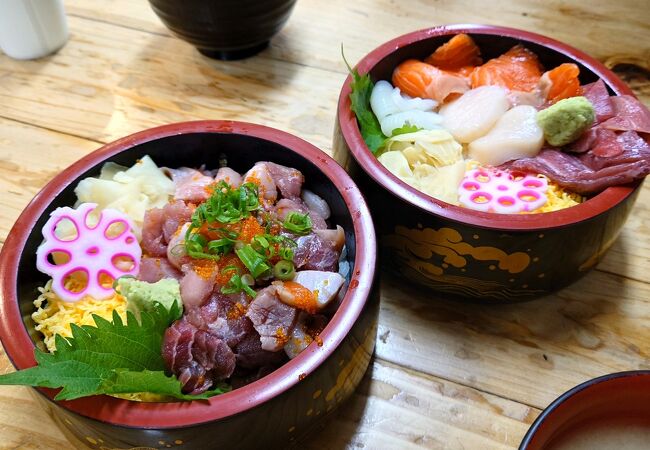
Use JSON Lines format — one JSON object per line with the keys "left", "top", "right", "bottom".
{"left": 293, "top": 361, "right": 376, "bottom": 450}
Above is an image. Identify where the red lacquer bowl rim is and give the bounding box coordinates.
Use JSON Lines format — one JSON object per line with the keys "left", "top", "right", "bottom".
{"left": 0, "top": 120, "right": 377, "bottom": 428}
{"left": 519, "top": 370, "right": 650, "bottom": 449}
{"left": 338, "top": 24, "right": 641, "bottom": 231}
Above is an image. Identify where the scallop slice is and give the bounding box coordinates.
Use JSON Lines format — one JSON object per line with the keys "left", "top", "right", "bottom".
{"left": 468, "top": 105, "right": 544, "bottom": 166}
{"left": 440, "top": 86, "right": 511, "bottom": 143}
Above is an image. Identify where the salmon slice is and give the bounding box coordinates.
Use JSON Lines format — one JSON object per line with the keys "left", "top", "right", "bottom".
{"left": 392, "top": 59, "right": 470, "bottom": 103}
{"left": 542, "top": 63, "right": 582, "bottom": 104}
{"left": 470, "top": 45, "right": 543, "bottom": 92}
{"left": 424, "top": 33, "right": 483, "bottom": 72}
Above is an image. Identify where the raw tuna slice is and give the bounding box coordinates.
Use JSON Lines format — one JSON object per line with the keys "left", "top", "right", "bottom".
{"left": 582, "top": 80, "right": 615, "bottom": 123}
{"left": 265, "top": 162, "right": 304, "bottom": 199}
{"left": 245, "top": 286, "right": 298, "bottom": 352}
{"left": 503, "top": 146, "right": 650, "bottom": 195}
{"left": 601, "top": 95, "right": 650, "bottom": 134}
{"left": 162, "top": 318, "right": 236, "bottom": 394}
{"left": 137, "top": 256, "right": 182, "bottom": 283}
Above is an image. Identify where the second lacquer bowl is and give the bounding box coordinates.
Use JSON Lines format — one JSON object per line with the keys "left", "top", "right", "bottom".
{"left": 334, "top": 24, "right": 643, "bottom": 302}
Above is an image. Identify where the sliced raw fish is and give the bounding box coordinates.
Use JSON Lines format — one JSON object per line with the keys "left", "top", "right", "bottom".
{"left": 601, "top": 95, "right": 650, "bottom": 134}
{"left": 440, "top": 86, "right": 511, "bottom": 143}
{"left": 214, "top": 167, "right": 242, "bottom": 188}
{"left": 243, "top": 163, "right": 277, "bottom": 207}
{"left": 470, "top": 45, "right": 543, "bottom": 91}
{"left": 392, "top": 59, "right": 470, "bottom": 103}
{"left": 167, "top": 167, "right": 214, "bottom": 203}
{"left": 468, "top": 105, "right": 544, "bottom": 166}
{"left": 582, "top": 80, "right": 615, "bottom": 123}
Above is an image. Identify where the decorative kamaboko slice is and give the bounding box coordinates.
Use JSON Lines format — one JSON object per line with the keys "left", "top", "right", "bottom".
{"left": 468, "top": 105, "right": 545, "bottom": 166}
{"left": 440, "top": 86, "right": 510, "bottom": 143}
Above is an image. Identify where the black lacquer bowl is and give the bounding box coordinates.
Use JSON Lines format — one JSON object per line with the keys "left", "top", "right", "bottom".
{"left": 0, "top": 121, "right": 378, "bottom": 449}
{"left": 148, "top": 0, "right": 297, "bottom": 60}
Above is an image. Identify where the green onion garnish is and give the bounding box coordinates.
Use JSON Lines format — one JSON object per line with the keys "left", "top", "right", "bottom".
{"left": 235, "top": 244, "right": 271, "bottom": 279}
{"left": 282, "top": 212, "right": 312, "bottom": 235}
{"left": 184, "top": 233, "right": 220, "bottom": 260}
{"left": 207, "top": 238, "right": 236, "bottom": 255}
{"left": 221, "top": 273, "right": 256, "bottom": 298}
{"left": 273, "top": 260, "right": 295, "bottom": 280}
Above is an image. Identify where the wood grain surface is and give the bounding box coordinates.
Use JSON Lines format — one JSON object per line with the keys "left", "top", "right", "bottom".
{"left": 0, "top": 0, "right": 649, "bottom": 448}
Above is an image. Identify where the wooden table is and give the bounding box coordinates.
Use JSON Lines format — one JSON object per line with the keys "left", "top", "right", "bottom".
{"left": 0, "top": 1, "right": 649, "bottom": 448}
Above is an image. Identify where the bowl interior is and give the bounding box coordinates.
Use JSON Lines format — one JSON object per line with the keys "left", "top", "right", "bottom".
{"left": 340, "top": 25, "right": 639, "bottom": 231}
{"left": 18, "top": 132, "right": 355, "bottom": 339}
{"left": 1, "top": 124, "right": 376, "bottom": 427}
{"left": 520, "top": 372, "right": 650, "bottom": 449}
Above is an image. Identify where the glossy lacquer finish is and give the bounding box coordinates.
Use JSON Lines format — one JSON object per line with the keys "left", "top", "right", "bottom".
{"left": 0, "top": 121, "right": 378, "bottom": 449}
{"left": 519, "top": 371, "right": 650, "bottom": 449}
{"left": 335, "top": 24, "right": 642, "bottom": 302}
{"left": 148, "top": 0, "right": 297, "bottom": 60}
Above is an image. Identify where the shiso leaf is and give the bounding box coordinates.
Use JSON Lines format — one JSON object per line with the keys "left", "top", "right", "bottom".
{"left": 0, "top": 301, "right": 223, "bottom": 401}
{"left": 342, "top": 45, "right": 387, "bottom": 153}
{"left": 100, "top": 369, "right": 228, "bottom": 401}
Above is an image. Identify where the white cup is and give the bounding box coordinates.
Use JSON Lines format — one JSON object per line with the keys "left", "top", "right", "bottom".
{"left": 0, "top": 0, "right": 68, "bottom": 60}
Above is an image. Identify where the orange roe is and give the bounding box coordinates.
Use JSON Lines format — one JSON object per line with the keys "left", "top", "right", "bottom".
{"left": 215, "top": 254, "right": 248, "bottom": 285}
{"left": 192, "top": 259, "right": 217, "bottom": 280}
{"left": 238, "top": 216, "right": 265, "bottom": 243}
{"left": 275, "top": 327, "right": 289, "bottom": 346}
{"left": 282, "top": 281, "right": 318, "bottom": 314}
{"left": 226, "top": 302, "right": 248, "bottom": 320}
{"left": 314, "top": 335, "right": 323, "bottom": 347}
{"left": 203, "top": 182, "right": 217, "bottom": 196}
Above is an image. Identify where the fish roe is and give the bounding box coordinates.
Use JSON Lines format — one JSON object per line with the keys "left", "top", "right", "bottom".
{"left": 282, "top": 281, "right": 318, "bottom": 314}
{"left": 215, "top": 254, "right": 248, "bottom": 285}
{"left": 192, "top": 259, "right": 217, "bottom": 280}
{"left": 275, "top": 327, "right": 289, "bottom": 346}
{"left": 238, "top": 216, "right": 265, "bottom": 243}
{"left": 226, "top": 302, "right": 248, "bottom": 320}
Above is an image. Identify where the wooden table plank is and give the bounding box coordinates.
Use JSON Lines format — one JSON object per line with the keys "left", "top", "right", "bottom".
{"left": 64, "top": 0, "right": 650, "bottom": 75}
{"left": 0, "top": 0, "right": 649, "bottom": 448}
{"left": 306, "top": 360, "right": 538, "bottom": 450}
{"left": 377, "top": 271, "right": 650, "bottom": 410}
{"left": 0, "top": 15, "right": 339, "bottom": 151}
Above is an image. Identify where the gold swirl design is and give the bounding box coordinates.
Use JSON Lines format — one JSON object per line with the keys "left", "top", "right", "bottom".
{"left": 325, "top": 321, "right": 376, "bottom": 403}
{"left": 384, "top": 226, "right": 542, "bottom": 299}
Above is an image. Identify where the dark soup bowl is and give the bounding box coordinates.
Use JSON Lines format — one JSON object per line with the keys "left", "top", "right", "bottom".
{"left": 148, "top": 0, "right": 297, "bottom": 60}
{"left": 0, "top": 121, "right": 378, "bottom": 449}
{"left": 335, "top": 24, "right": 643, "bottom": 302}
{"left": 520, "top": 371, "right": 650, "bottom": 449}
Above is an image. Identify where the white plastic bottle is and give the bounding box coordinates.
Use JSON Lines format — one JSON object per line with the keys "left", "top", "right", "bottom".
{"left": 0, "top": 0, "right": 68, "bottom": 60}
